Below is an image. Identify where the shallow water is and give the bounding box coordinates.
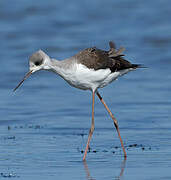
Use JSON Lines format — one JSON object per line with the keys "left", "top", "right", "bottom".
{"left": 0, "top": 0, "right": 171, "bottom": 179}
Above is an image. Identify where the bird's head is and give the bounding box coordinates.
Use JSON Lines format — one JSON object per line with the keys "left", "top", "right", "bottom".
{"left": 29, "top": 50, "right": 51, "bottom": 73}
{"left": 13, "top": 50, "right": 51, "bottom": 91}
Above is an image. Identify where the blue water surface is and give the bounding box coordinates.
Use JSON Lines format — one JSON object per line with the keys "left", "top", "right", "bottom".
{"left": 0, "top": 0, "right": 171, "bottom": 179}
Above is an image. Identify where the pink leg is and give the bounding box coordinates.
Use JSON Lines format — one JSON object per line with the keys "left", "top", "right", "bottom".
{"left": 96, "top": 91, "right": 127, "bottom": 159}
{"left": 83, "top": 91, "right": 95, "bottom": 161}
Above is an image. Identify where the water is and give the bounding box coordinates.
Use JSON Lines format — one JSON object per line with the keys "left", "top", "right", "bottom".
{"left": 0, "top": 0, "right": 171, "bottom": 179}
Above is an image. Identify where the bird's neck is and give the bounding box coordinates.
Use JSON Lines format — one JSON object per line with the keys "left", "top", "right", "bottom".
{"left": 48, "top": 58, "right": 75, "bottom": 77}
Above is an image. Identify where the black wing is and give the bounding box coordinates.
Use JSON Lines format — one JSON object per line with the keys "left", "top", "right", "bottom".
{"left": 75, "top": 41, "right": 140, "bottom": 72}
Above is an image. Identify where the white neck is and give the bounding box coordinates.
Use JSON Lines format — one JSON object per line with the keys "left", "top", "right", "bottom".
{"left": 48, "top": 58, "right": 76, "bottom": 77}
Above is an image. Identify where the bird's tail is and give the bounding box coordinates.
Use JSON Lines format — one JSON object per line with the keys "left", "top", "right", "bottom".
{"left": 108, "top": 41, "right": 147, "bottom": 69}
{"left": 131, "top": 64, "right": 147, "bottom": 69}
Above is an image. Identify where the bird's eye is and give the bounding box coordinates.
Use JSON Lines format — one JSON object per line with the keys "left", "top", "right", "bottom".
{"left": 34, "top": 59, "right": 43, "bottom": 66}
{"left": 35, "top": 61, "right": 41, "bottom": 66}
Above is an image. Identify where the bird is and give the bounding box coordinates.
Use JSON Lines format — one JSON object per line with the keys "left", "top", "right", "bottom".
{"left": 14, "top": 41, "right": 141, "bottom": 161}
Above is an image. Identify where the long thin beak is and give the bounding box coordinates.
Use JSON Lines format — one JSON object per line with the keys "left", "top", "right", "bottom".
{"left": 13, "top": 70, "right": 33, "bottom": 92}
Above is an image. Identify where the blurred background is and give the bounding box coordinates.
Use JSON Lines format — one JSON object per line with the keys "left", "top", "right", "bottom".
{"left": 0, "top": 0, "right": 170, "bottom": 179}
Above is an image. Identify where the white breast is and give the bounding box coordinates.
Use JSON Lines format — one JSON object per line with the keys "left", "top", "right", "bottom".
{"left": 51, "top": 62, "right": 132, "bottom": 91}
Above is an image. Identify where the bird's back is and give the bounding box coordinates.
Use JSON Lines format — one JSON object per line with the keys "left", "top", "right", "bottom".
{"left": 74, "top": 41, "right": 140, "bottom": 72}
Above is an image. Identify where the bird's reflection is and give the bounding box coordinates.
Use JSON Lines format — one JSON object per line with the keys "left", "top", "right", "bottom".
{"left": 83, "top": 157, "right": 127, "bottom": 180}
{"left": 83, "top": 160, "right": 96, "bottom": 180}
{"left": 116, "top": 157, "right": 127, "bottom": 179}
